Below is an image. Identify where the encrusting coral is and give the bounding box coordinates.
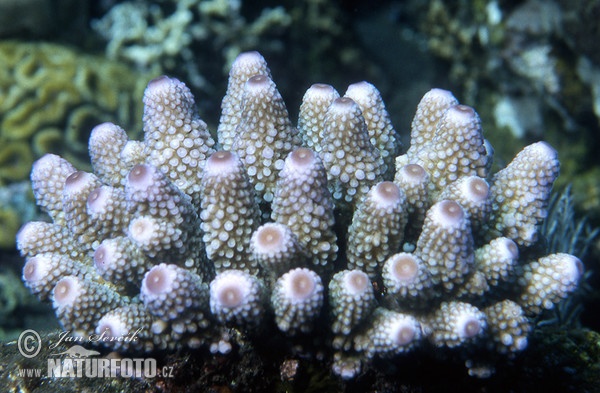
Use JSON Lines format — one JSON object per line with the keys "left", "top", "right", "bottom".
{"left": 16, "top": 51, "right": 584, "bottom": 379}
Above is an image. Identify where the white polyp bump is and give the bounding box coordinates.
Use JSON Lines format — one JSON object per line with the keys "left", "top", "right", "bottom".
{"left": 345, "top": 81, "right": 375, "bottom": 99}
{"left": 330, "top": 96, "right": 357, "bottom": 114}
{"left": 556, "top": 254, "right": 584, "bottom": 285}
{"left": 388, "top": 253, "right": 419, "bottom": 283}
{"left": 398, "top": 164, "right": 428, "bottom": 183}
{"left": 129, "top": 216, "right": 157, "bottom": 244}
{"left": 232, "top": 51, "right": 265, "bottom": 69}
{"left": 515, "top": 337, "right": 528, "bottom": 351}
{"left": 431, "top": 200, "right": 464, "bottom": 228}
{"left": 23, "top": 255, "right": 51, "bottom": 284}
{"left": 87, "top": 186, "right": 111, "bottom": 215}
{"left": 90, "top": 122, "right": 124, "bottom": 144}
{"left": 462, "top": 176, "right": 489, "bottom": 202}
{"left": 444, "top": 104, "right": 476, "bottom": 125}
{"left": 210, "top": 270, "right": 251, "bottom": 309}
{"left": 283, "top": 268, "right": 319, "bottom": 303}
{"left": 253, "top": 223, "right": 286, "bottom": 255}
{"left": 390, "top": 314, "right": 419, "bottom": 346}
{"left": 500, "top": 332, "right": 513, "bottom": 346}
{"left": 127, "top": 164, "right": 156, "bottom": 191}
{"left": 94, "top": 240, "right": 117, "bottom": 274}
{"left": 146, "top": 75, "right": 175, "bottom": 95}
{"left": 455, "top": 310, "right": 484, "bottom": 339}
{"left": 305, "top": 83, "right": 337, "bottom": 100}
{"left": 263, "top": 147, "right": 274, "bottom": 160}
{"left": 246, "top": 75, "right": 271, "bottom": 94}
{"left": 216, "top": 285, "right": 243, "bottom": 308}
{"left": 205, "top": 151, "right": 238, "bottom": 175}
{"left": 527, "top": 141, "right": 558, "bottom": 162}
{"left": 16, "top": 222, "right": 40, "bottom": 248}
{"left": 496, "top": 237, "right": 519, "bottom": 260}
{"left": 332, "top": 356, "right": 362, "bottom": 380}
{"left": 32, "top": 153, "right": 64, "bottom": 178}
{"left": 64, "top": 171, "right": 93, "bottom": 195}
{"left": 286, "top": 148, "right": 316, "bottom": 172}
{"left": 142, "top": 265, "right": 176, "bottom": 296}
{"left": 425, "top": 88, "right": 457, "bottom": 105}
{"left": 217, "top": 340, "right": 232, "bottom": 354}
{"left": 371, "top": 181, "right": 402, "bottom": 208}
{"left": 151, "top": 320, "right": 168, "bottom": 334}
{"left": 342, "top": 270, "right": 370, "bottom": 296}
{"left": 96, "top": 313, "right": 127, "bottom": 338}
{"left": 53, "top": 276, "right": 82, "bottom": 308}
{"left": 121, "top": 141, "right": 143, "bottom": 161}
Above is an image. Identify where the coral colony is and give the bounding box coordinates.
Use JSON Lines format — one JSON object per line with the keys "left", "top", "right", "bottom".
{"left": 16, "top": 51, "right": 583, "bottom": 379}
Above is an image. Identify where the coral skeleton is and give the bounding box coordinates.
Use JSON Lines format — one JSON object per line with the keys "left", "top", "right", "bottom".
{"left": 16, "top": 51, "right": 583, "bottom": 379}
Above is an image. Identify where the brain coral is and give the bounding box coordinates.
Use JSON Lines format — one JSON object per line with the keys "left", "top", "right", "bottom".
{"left": 0, "top": 41, "right": 148, "bottom": 186}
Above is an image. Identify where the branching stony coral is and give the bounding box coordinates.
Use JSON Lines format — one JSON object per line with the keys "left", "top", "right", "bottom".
{"left": 16, "top": 51, "right": 584, "bottom": 379}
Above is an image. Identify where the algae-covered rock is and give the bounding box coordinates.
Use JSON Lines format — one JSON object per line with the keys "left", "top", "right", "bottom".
{"left": 510, "top": 327, "right": 600, "bottom": 392}
{"left": 0, "top": 41, "right": 148, "bottom": 185}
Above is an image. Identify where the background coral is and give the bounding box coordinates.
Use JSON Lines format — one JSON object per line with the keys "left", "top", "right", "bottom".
{"left": 0, "top": 41, "right": 148, "bottom": 183}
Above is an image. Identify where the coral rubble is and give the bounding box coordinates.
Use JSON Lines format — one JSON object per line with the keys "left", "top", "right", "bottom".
{"left": 16, "top": 51, "right": 583, "bottom": 379}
